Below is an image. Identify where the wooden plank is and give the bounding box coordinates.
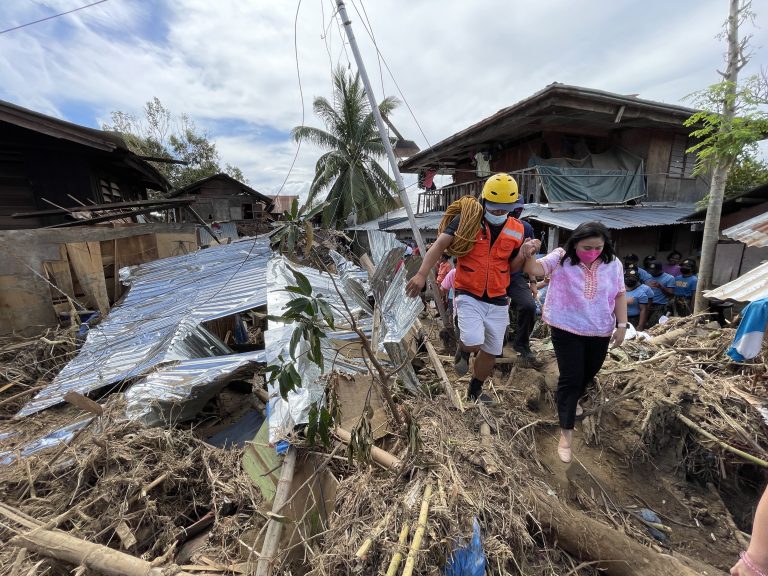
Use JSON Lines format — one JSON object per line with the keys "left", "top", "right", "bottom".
{"left": 336, "top": 373, "right": 389, "bottom": 439}
{"left": 155, "top": 232, "right": 197, "bottom": 259}
{"left": 66, "top": 242, "right": 110, "bottom": 315}
{"left": 115, "top": 234, "right": 158, "bottom": 268}
{"left": 43, "top": 246, "right": 75, "bottom": 301}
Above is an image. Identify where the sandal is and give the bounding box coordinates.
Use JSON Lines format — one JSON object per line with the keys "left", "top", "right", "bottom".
{"left": 557, "top": 445, "right": 572, "bottom": 463}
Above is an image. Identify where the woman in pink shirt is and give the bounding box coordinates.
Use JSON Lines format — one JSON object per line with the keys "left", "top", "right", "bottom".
{"left": 522, "top": 222, "right": 627, "bottom": 463}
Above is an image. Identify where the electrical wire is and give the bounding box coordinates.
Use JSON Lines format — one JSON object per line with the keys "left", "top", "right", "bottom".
{"left": 0, "top": 0, "right": 109, "bottom": 35}
{"left": 271, "top": 0, "right": 305, "bottom": 204}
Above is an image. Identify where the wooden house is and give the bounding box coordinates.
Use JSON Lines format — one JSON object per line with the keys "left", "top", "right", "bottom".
{"left": 387, "top": 83, "right": 711, "bottom": 259}
{"left": 0, "top": 99, "right": 169, "bottom": 229}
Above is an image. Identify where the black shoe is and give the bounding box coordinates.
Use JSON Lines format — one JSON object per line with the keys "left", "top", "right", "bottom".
{"left": 467, "top": 378, "right": 494, "bottom": 404}
{"left": 516, "top": 348, "right": 542, "bottom": 369}
{"left": 454, "top": 348, "right": 470, "bottom": 376}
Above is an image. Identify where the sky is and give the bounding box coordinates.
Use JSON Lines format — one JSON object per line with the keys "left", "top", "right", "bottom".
{"left": 1, "top": 0, "right": 766, "bottom": 204}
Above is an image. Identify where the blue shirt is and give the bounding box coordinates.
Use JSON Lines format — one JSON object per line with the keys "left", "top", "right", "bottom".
{"left": 645, "top": 272, "right": 675, "bottom": 305}
{"left": 674, "top": 275, "right": 698, "bottom": 298}
{"left": 626, "top": 285, "right": 649, "bottom": 317}
{"left": 638, "top": 268, "right": 652, "bottom": 282}
{"left": 641, "top": 284, "right": 654, "bottom": 303}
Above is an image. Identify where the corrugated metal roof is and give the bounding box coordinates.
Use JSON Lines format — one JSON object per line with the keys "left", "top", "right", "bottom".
{"left": 723, "top": 211, "right": 768, "bottom": 247}
{"left": 704, "top": 260, "right": 768, "bottom": 303}
{"left": 197, "top": 221, "right": 239, "bottom": 245}
{"left": 17, "top": 238, "right": 271, "bottom": 417}
{"left": 349, "top": 208, "right": 445, "bottom": 232}
{"left": 523, "top": 203, "right": 699, "bottom": 230}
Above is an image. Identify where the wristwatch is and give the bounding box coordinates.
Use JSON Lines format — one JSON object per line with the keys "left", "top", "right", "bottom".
{"left": 617, "top": 323, "right": 628, "bottom": 328}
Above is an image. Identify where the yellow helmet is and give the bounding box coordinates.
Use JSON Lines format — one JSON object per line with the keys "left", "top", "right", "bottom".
{"left": 481, "top": 173, "right": 520, "bottom": 210}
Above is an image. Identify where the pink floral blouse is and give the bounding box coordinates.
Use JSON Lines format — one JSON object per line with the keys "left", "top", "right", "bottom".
{"left": 539, "top": 248, "right": 625, "bottom": 337}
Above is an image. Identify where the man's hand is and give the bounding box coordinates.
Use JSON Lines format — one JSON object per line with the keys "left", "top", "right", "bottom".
{"left": 406, "top": 272, "right": 426, "bottom": 298}
{"left": 521, "top": 238, "right": 541, "bottom": 258}
{"left": 647, "top": 281, "right": 660, "bottom": 288}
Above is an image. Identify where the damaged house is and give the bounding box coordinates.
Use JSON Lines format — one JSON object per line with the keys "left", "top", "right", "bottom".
{"left": 354, "top": 83, "right": 709, "bottom": 258}
{"left": 0, "top": 99, "right": 198, "bottom": 335}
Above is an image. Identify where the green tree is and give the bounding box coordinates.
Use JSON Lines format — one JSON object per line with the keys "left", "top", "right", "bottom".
{"left": 104, "top": 97, "right": 247, "bottom": 190}
{"left": 292, "top": 67, "right": 401, "bottom": 229}
{"left": 725, "top": 152, "right": 768, "bottom": 198}
{"left": 684, "top": 0, "right": 768, "bottom": 313}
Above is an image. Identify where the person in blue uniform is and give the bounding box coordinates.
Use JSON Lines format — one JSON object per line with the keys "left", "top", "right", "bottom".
{"left": 624, "top": 269, "right": 650, "bottom": 330}
{"left": 671, "top": 258, "right": 698, "bottom": 317}
{"left": 645, "top": 261, "right": 675, "bottom": 326}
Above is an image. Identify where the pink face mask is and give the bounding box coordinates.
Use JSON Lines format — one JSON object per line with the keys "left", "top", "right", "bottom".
{"left": 576, "top": 249, "right": 602, "bottom": 265}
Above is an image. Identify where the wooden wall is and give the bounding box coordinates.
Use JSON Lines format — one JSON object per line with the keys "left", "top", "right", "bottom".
{"left": 0, "top": 123, "right": 153, "bottom": 230}
{"left": 0, "top": 223, "right": 197, "bottom": 335}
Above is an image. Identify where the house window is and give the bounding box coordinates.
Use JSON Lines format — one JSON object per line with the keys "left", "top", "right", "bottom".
{"left": 668, "top": 134, "right": 697, "bottom": 179}
{"left": 99, "top": 179, "right": 123, "bottom": 202}
{"left": 658, "top": 227, "right": 676, "bottom": 253}
{"left": 242, "top": 204, "right": 254, "bottom": 220}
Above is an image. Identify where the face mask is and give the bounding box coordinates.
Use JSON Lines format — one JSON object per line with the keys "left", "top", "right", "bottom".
{"left": 680, "top": 267, "right": 692, "bottom": 275}
{"left": 625, "top": 279, "right": 639, "bottom": 288}
{"left": 576, "top": 249, "right": 602, "bottom": 265}
{"left": 484, "top": 210, "right": 507, "bottom": 225}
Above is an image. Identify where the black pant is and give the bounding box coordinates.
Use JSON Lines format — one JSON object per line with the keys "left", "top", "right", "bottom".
{"left": 507, "top": 274, "right": 536, "bottom": 352}
{"left": 551, "top": 326, "right": 610, "bottom": 430}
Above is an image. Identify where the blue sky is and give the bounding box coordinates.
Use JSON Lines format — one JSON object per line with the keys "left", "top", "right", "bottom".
{"left": 1, "top": 0, "right": 766, "bottom": 201}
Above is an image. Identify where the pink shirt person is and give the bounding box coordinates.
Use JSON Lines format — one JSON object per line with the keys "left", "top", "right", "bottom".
{"left": 538, "top": 247, "right": 625, "bottom": 337}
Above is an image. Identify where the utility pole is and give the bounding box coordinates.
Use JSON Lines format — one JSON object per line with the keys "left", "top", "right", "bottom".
{"left": 335, "top": 0, "right": 451, "bottom": 331}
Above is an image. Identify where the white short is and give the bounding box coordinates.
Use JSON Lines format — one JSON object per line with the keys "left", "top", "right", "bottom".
{"left": 455, "top": 294, "right": 509, "bottom": 356}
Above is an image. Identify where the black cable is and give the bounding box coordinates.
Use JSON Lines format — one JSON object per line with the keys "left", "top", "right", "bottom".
{"left": 0, "top": 0, "right": 109, "bottom": 35}
{"left": 271, "top": 0, "right": 305, "bottom": 204}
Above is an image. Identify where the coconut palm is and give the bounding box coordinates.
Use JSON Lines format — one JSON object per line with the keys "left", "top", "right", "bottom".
{"left": 292, "top": 67, "right": 401, "bottom": 228}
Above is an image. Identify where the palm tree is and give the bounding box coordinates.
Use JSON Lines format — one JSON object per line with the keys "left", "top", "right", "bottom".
{"left": 292, "top": 67, "right": 402, "bottom": 228}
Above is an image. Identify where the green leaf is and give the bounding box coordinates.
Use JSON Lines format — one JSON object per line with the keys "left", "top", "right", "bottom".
{"left": 289, "top": 325, "right": 302, "bottom": 359}
{"left": 291, "top": 197, "right": 299, "bottom": 219}
{"left": 319, "top": 407, "right": 333, "bottom": 447}
{"left": 283, "top": 286, "right": 309, "bottom": 295}
{"left": 311, "top": 336, "right": 324, "bottom": 372}
{"left": 306, "top": 403, "right": 319, "bottom": 446}
{"left": 278, "top": 370, "right": 295, "bottom": 400}
{"left": 288, "top": 268, "right": 313, "bottom": 297}
{"left": 317, "top": 299, "right": 336, "bottom": 330}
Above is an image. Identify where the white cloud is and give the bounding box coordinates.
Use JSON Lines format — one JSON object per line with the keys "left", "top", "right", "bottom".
{"left": 0, "top": 0, "right": 766, "bottom": 198}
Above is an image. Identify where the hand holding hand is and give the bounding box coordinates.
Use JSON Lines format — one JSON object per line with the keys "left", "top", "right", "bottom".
{"left": 405, "top": 272, "right": 426, "bottom": 298}
{"left": 730, "top": 559, "right": 750, "bottom": 575}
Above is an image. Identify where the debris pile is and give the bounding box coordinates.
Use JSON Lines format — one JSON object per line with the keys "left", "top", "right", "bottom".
{"left": 0, "top": 233, "right": 765, "bottom": 576}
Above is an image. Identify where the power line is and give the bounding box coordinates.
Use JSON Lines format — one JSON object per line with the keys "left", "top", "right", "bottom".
{"left": 0, "top": 0, "right": 109, "bottom": 35}
{"left": 271, "top": 0, "right": 305, "bottom": 202}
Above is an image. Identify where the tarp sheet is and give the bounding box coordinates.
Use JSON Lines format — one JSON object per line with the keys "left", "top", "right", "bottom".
{"left": 531, "top": 147, "right": 646, "bottom": 204}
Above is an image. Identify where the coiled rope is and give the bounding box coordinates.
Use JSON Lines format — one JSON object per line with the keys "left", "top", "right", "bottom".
{"left": 437, "top": 196, "right": 484, "bottom": 257}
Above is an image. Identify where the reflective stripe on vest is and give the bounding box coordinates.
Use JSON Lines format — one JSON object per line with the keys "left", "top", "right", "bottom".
{"left": 454, "top": 217, "right": 525, "bottom": 298}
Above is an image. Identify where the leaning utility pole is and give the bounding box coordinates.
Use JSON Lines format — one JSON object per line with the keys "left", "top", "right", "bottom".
{"left": 335, "top": 0, "right": 451, "bottom": 330}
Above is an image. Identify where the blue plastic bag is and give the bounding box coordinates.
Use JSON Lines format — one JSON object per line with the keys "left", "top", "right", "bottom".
{"left": 444, "top": 517, "right": 486, "bottom": 576}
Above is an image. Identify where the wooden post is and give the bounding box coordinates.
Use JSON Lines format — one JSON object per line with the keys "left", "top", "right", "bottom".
{"left": 11, "top": 528, "right": 193, "bottom": 576}
{"left": 255, "top": 446, "right": 298, "bottom": 576}
{"left": 334, "top": 426, "right": 400, "bottom": 469}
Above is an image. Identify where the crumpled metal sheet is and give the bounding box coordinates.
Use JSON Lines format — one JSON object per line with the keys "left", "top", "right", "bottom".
{"left": 124, "top": 351, "right": 266, "bottom": 427}
{"left": 264, "top": 324, "right": 366, "bottom": 448}
{"left": 0, "top": 417, "right": 93, "bottom": 465}
{"left": 379, "top": 263, "right": 424, "bottom": 344}
{"left": 267, "top": 255, "right": 373, "bottom": 339}
{"left": 368, "top": 229, "right": 405, "bottom": 267}
{"left": 329, "top": 250, "right": 372, "bottom": 314}
{"left": 17, "top": 238, "right": 271, "bottom": 418}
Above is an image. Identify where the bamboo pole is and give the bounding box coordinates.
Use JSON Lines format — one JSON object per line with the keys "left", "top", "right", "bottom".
{"left": 384, "top": 522, "right": 410, "bottom": 576}
{"left": 11, "top": 527, "right": 193, "bottom": 576}
{"left": 402, "top": 484, "right": 433, "bottom": 576}
{"left": 678, "top": 413, "right": 768, "bottom": 468}
{"left": 255, "top": 446, "right": 298, "bottom": 576}
{"left": 334, "top": 426, "right": 401, "bottom": 469}
{"left": 355, "top": 511, "right": 391, "bottom": 559}
{"left": 414, "top": 319, "right": 464, "bottom": 412}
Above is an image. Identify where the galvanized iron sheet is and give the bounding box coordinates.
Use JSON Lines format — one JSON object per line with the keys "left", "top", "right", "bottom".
{"left": 17, "top": 238, "right": 271, "bottom": 418}
{"left": 723, "top": 212, "right": 768, "bottom": 248}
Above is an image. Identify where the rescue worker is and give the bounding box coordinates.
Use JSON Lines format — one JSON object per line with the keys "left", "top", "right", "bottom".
{"left": 671, "top": 258, "right": 698, "bottom": 316}
{"left": 406, "top": 173, "right": 536, "bottom": 402}
{"left": 645, "top": 261, "right": 675, "bottom": 326}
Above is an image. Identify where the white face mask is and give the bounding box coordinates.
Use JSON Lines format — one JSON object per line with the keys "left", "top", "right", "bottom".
{"left": 484, "top": 210, "right": 507, "bottom": 225}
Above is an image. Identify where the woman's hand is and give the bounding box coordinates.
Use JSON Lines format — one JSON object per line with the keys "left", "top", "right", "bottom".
{"left": 730, "top": 558, "right": 749, "bottom": 575}
{"left": 610, "top": 326, "right": 627, "bottom": 348}
{"left": 521, "top": 238, "right": 541, "bottom": 258}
